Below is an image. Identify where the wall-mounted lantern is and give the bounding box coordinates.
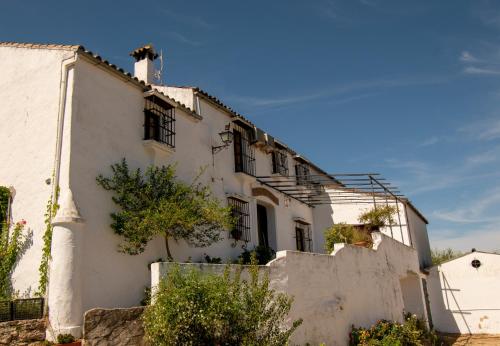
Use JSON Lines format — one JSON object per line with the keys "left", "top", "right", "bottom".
{"left": 212, "top": 124, "right": 233, "bottom": 154}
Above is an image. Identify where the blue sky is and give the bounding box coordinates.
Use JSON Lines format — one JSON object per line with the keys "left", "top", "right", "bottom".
{"left": 1, "top": 0, "right": 499, "bottom": 251}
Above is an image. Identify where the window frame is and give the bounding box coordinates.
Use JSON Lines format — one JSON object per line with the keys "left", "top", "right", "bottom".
{"left": 233, "top": 123, "right": 256, "bottom": 176}
{"left": 227, "top": 197, "right": 251, "bottom": 243}
{"left": 295, "top": 163, "right": 311, "bottom": 186}
{"left": 143, "top": 96, "right": 176, "bottom": 148}
{"left": 272, "top": 149, "right": 289, "bottom": 176}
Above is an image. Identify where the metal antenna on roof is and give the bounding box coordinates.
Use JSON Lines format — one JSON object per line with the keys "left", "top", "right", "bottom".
{"left": 154, "top": 49, "right": 164, "bottom": 85}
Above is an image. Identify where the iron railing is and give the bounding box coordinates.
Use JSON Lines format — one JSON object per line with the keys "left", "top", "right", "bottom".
{"left": 0, "top": 298, "right": 44, "bottom": 322}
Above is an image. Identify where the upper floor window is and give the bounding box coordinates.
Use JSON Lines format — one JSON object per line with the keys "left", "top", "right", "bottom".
{"left": 228, "top": 197, "right": 251, "bottom": 242}
{"left": 233, "top": 123, "right": 256, "bottom": 176}
{"left": 144, "top": 96, "right": 175, "bottom": 148}
{"left": 272, "top": 149, "right": 289, "bottom": 176}
{"left": 295, "top": 163, "right": 311, "bottom": 186}
{"left": 295, "top": 221, "right": 312, "bottom": 252}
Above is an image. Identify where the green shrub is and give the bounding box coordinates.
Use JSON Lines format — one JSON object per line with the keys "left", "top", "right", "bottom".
{"left": 143, "top": 261, "right": 302, "bottom": 345}
{"left": 56, "top": 333, "right": 75, "bottom": 344}
{"left": 349, "top": 313, "right": 441, "bottom": 345}
{"left": 238, "top": 245, "right": 276, "bottom": 265}
{"left": 324, "top": 223, "right": 373, "bottom": 253}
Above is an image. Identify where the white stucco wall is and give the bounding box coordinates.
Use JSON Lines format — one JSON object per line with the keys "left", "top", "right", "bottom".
{"left": 427, "top": 252, "right": 500, "bottom": 334}
{"left": 57, "top": 56, "right": 317, "bottom": 316}
{"left": 0, "top": 46, "right": 76, "bottom": 295}
{"left": 152, "top": 233, "right": 428, "bottom": 345}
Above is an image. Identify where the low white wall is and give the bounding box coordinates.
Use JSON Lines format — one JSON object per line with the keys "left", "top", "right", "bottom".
{"left": 427, "top": 252, "right": 500, "bottom": 335}
{"left": 151, "top": 233, "right": 427, "bottom": 345}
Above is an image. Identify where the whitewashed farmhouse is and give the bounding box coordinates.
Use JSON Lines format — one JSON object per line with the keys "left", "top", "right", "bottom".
{"left": 0, "top": 42, "right": 432, "bottom": 340}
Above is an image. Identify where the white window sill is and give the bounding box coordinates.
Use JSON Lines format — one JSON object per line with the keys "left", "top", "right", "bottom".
{"left": 142, "top": 140, "right": 175, "bottom": 156}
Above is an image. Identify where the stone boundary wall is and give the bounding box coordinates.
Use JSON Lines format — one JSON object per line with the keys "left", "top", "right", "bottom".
{"left": 0, "top": 318, "right": 46, "bottom": 346}
{"left": 82, "top": 307, "right": 145, "bottom": 346}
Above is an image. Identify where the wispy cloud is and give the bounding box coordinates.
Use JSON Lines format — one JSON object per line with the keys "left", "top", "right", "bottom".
{"left": 433, "top": 188, "right": 500, "bottom": 224}
{"left": 159, "top": 8, "right": 212, "bottom": 29}
{"left": 459, "top": 118, "right": 500, "bottom": 141}
{"left": 359, "top": 0, "right": 377, "bottom": 7}
{"left": 418, "top": 136, "right": 441, "bottom": 147}
{"left": 459, "top": 51, "right": 480, "bottom": 63}
{"left": 464, "top": 66, "right": 500, "bottom": 75}
{"left": 227, "top": 75, "right": 448, "bottom": 110}
{"left": 163, "top": 31, "right": 202, "bottom": 46}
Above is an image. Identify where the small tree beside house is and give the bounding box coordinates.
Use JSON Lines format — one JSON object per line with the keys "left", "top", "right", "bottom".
{"left": 97, "top": 159, "right": 234, "bottom": 260}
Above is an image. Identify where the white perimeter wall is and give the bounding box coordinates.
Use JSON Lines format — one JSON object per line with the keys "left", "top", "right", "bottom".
{"left": 0, "top": 46, "right": 75, "bottom": 295}
{"left": 152, "top": 233, "right": 428, "bottom": 345}
{"left": 427, "top": 252, "right": 500, "bottom": 334}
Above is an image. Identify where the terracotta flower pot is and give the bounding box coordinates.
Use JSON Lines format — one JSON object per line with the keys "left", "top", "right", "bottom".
{"left": 353, "top": 241, "right": 372, "bottom": 248}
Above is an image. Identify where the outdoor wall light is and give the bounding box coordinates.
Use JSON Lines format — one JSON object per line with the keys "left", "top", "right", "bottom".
{"left": 212, "top": 124, "right": 233, "bottom": 154}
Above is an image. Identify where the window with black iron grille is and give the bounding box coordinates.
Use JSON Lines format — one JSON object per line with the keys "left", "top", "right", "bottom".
{"left": 295, "top": 163, "right": 311, "bottom": 186}
{"left": 272, "top": 150, "right": 289, "bottom": 176}
{"left": 233, "top": 124, "right": 255, "bottom": 176}
{"left": 295, "top": 222, "right": 312, "bottom": 252}
{"left": 144, "top": 95, "right": 175, "bottom": 148}
{"left": 228, "top": 197, "right": 251, "bottom": 242}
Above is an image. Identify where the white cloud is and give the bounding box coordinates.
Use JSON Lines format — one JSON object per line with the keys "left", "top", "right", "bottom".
{"left": 459, "top": 118, "right": 500, "bottom": 141}
{"left": 463, "top": 66, "right": 500, "bottom": 75}
{"left": 159, "top": 8, "right": 212, "bottom": 29}
{"left": 460, "top": 51, "right": 480, "bottom": 63}
{"left": 433, "top": 188, "right": 500, "bottom": 224}
{"left": 227, "top": 76, "right": 448, "bottom": 110}
{"left": 163, "top": 32, "right": 201, "bottom": 47}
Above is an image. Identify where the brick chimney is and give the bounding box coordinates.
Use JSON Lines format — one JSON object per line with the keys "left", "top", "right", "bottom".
{"left": 130, "top": 44, "right": 158, "bottom": 84}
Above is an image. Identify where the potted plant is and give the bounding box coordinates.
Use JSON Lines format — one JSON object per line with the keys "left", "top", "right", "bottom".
{"left": 230, "top": 228, "right": 243, "bottom": 241}
{"left": 358, "top": 205, "right": 397, "bottom": 231}
{"left": 323, "top": 223, "right": 373, "bottom": 252}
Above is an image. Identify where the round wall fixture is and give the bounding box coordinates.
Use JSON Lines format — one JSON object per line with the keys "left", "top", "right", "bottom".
{"left": 471, "top": 259, "right": 481, "bottom": 268}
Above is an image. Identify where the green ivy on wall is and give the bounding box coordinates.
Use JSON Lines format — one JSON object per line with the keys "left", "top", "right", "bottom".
{"left": 36, "top": 187, "right": 59, "bottom": 297}
{"left": 0, "top": 186, "right": 10, "bottom": 224}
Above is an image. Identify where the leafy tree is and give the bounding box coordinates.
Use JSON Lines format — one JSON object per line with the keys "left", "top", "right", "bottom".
{"left": 97, "top": 159, "right": 234, "bottom": 260}
{"left": 143, "top": 258, "right": 302, "bottom": 345}
{"left": 431, "top": 248, "right": 463, "bottom": 265}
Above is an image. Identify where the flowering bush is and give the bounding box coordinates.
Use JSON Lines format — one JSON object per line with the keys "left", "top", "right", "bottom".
{"left": 349, "top": 313, "right": 441, "bottom": 346}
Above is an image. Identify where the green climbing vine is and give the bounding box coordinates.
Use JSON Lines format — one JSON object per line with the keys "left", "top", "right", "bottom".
{"left": 0, "top": 186, "right": 27, "bottom": 299}
{"left": 36, "top": 187, "right": 59, "bottom": 297}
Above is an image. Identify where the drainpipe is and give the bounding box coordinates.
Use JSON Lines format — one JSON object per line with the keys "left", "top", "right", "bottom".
{"left": 46, "top": 52, "right": 85, "bottom": 340}
{"left": 52, "top": 53, "right": 78, "bottom": 199}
